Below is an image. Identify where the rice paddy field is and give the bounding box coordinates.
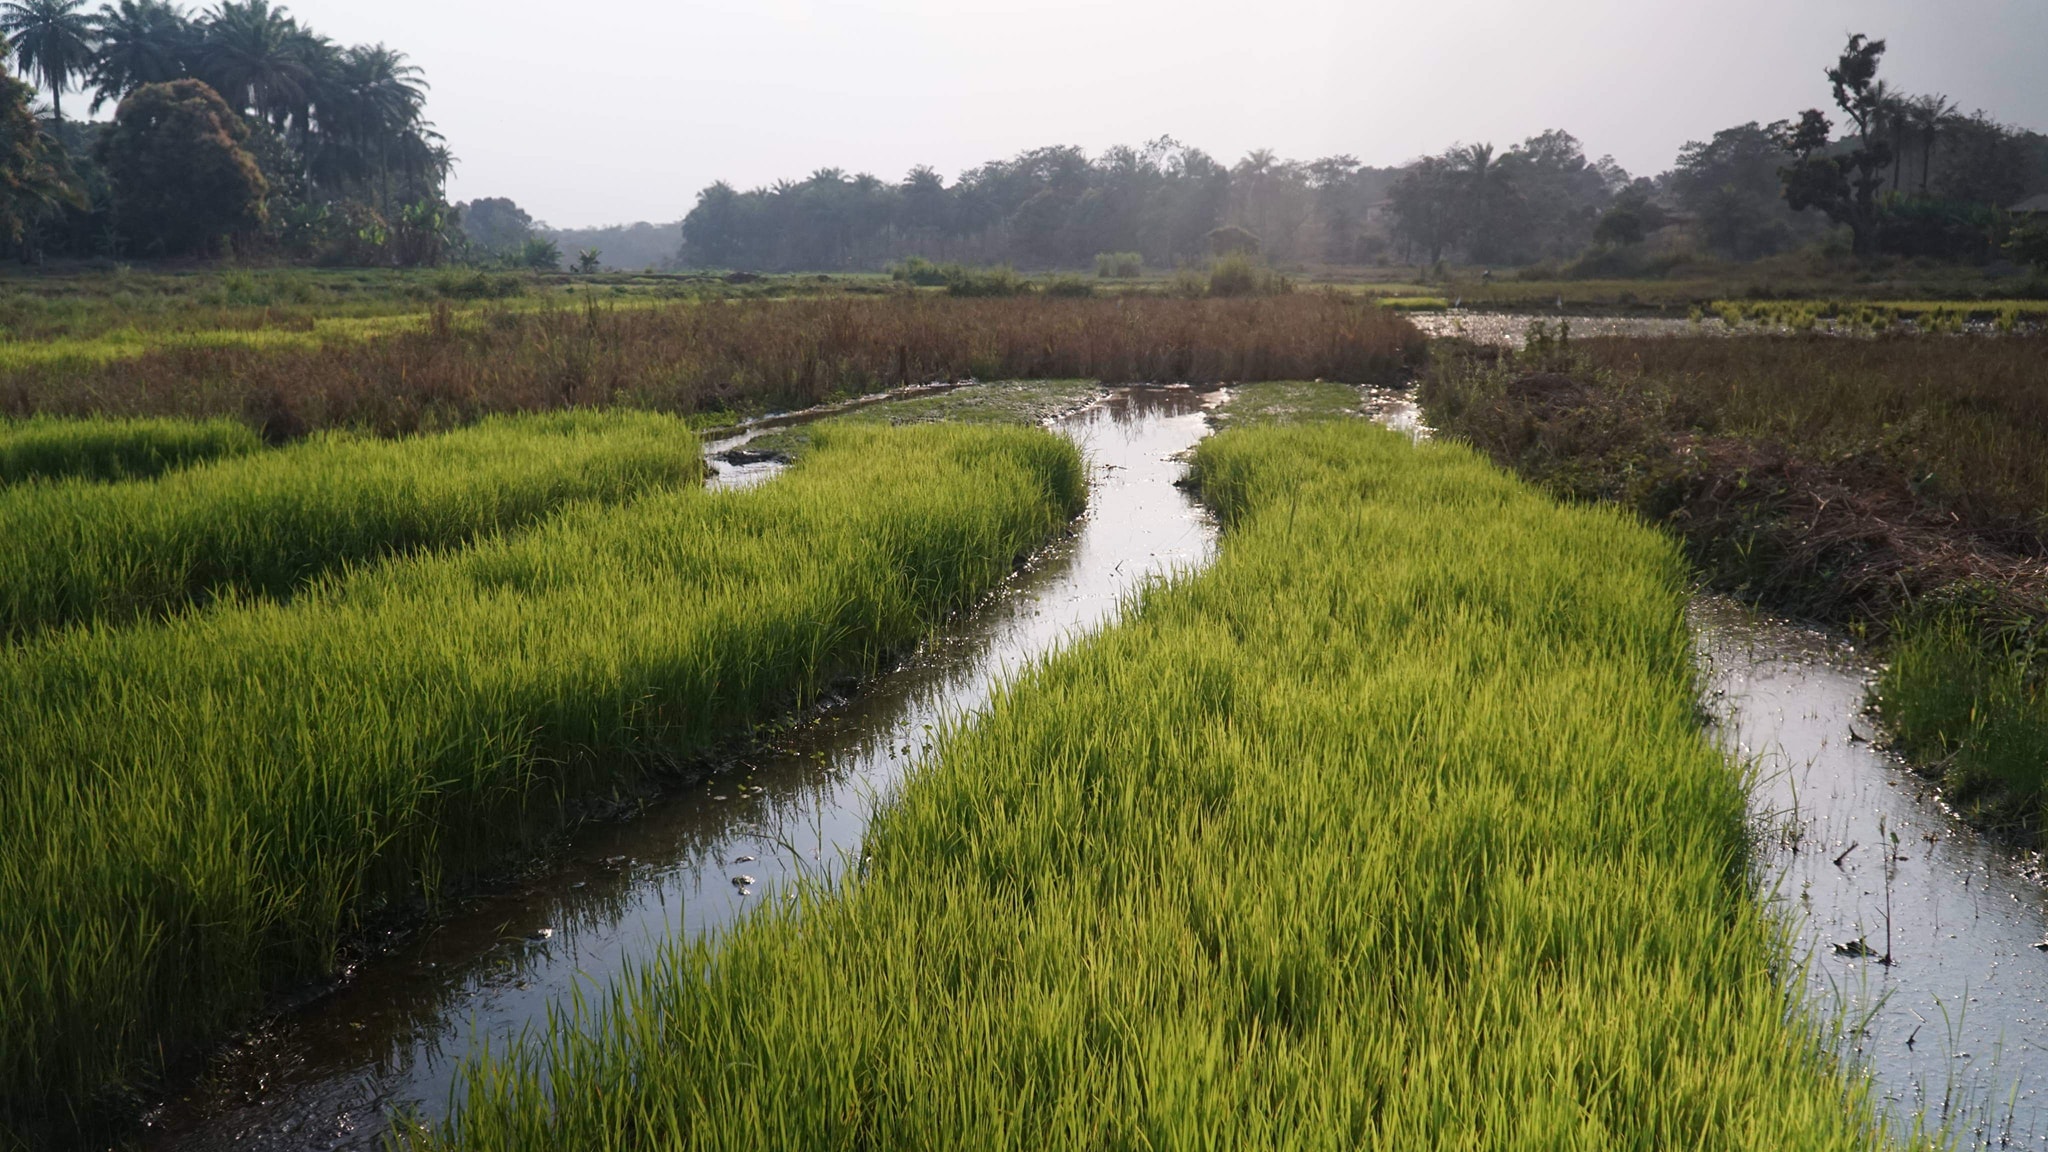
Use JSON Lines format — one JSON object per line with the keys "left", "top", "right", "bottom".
{"left": 0, "top": 415, "right": 259, "bottom": 485}
{"left": 0, "top": 417, "right": 1083, "bottom": 1140}
{"left": 0, "top": 411, "right": 702, "bottom": 639}
{"left": 6, "top": 265, "right": 2040, "bottom": 1150}
{"left": 419, "top": 415, "right": 1884, "bottom": 1150}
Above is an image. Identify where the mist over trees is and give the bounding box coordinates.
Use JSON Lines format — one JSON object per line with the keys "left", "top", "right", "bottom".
{"left": 675, "top": 139, "right": 1399, "bottom": 273}
{"left": 668, "top": 34, "right": 2046, "bottom": 276}
{"left": 0, "top": 15, "right": 2039, "bottom": 277}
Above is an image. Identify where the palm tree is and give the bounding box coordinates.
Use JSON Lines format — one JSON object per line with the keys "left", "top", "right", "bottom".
{"left": 1910, "top": 93, "right": 1958, "bottom": 196}
{"left": 87, "top": 0, "right": 191, "bottom": 112}
{"left": 1865, "top": 80, "right": 1910, "bottom": 194}
{"left": 194, "top": 0, "right": 312, "bottom": 127}
{"left": 306, "top": 42, "right": 428, "bottom": 208}
{"left": 0, "top": 0, "right": 96, "bottom": 122}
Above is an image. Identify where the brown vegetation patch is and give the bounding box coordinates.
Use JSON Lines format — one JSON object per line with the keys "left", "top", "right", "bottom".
{"left": 1423, "top": 334, "right": 2048, "bottom": 632}
{"left": 0, "top": 295, "right": 1425, "bottom": 436}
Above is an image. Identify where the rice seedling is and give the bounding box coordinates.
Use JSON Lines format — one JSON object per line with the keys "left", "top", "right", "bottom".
{"left": 421, "top": 420, "right": 1884, "bottom": 1151}
{"left": 0, "top": 421, "right": 1084, "bottom": 1140}
{"left": 0, "top": 411, "right": 703, "bottom": 641}
{"left": 0, "top": 414, "right": 259, "bottom": 484}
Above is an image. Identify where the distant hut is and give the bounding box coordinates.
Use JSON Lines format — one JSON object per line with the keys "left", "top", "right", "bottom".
{"left": 2013, "top": 192, "right": 2048, "bottom": 218}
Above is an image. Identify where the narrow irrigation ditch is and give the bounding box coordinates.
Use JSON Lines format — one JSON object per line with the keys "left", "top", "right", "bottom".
{"left": 1703, "top": 599, "right": 2048, "bottom": 1146}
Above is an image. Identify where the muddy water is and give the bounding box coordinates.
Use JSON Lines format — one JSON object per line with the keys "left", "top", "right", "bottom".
{"left": 1696, "top": 599, "right": 2048, "bottom": 1146}
{"left": 145, "top": 386, "right": 1220, "bottom": 1152}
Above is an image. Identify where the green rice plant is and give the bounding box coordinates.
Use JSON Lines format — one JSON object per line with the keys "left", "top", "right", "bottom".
{"left": 423, "top": 422, "right": 1884, "bottom": 1151}
{"left": 0, "top": 422, "right": 1085, "bottom": 1138}
{"left": 0, "top": 411, "right": 703, "bottom": 641}
{"left": 0, "top": 414, "right": 259, "bottom": 484}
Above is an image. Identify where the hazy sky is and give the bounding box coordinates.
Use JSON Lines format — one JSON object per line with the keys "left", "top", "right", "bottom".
{"left": 274, "top": 0, "right": 2048, "bottom": 228}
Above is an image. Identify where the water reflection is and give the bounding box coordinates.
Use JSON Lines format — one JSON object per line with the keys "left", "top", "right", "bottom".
{"left": 1698, "top": 598, "right": 2048, "bottom": 1147}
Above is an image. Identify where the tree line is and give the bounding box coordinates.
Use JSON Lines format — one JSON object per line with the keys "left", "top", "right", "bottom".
{"left": 658, "top": 35, "right": 2045, "bottom": 275}
{"left": 0, "top": 0, "right": 455, "bottom": 262}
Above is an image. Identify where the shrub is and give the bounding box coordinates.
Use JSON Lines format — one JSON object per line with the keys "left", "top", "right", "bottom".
{"left": 1037, "top": 275, "right": 1095, "bottom": 298}
{"left": 943, "top": 265, "right": 1028, "bottom": 297}
{"left": 433, "top": 270, "right": 527, "bottom": 300}
{"left": 1094, "top": 251, "right": 1144, "bottom": 278}
{"left": 1207, "top": 254, "right": 1291, "bottom": 298}
{"left": 890, "top": 257, "right": 952, "bottom": 287}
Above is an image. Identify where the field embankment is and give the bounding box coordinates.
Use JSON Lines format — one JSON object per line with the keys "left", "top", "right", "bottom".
{"left": 0, "top": 295, "right": 1424, "bottom": 436}
{"left": 423, "top": 418, "right": 1879, "bottom": 1150}
{"left": 0, "top": 415, "right": 259, "bottom": 485}
{"left": 0, "top": 411, "right": 700, "bottom": 640}
{"left": 1422, "top": 332, "right": 2048, "bottom": 838}
{"left": 0, "top": 421, "right": 1083, "bottom": 1142}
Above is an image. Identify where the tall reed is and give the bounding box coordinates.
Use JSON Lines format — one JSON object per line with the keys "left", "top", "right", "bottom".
{"left": 0, "top": 422, "right": 1083, "bottom": 1140}
{"left": 0, "top": 410, "right": 699, "bottom": 639}
{"left": 0, "top": 295, "right": 1425, "bottom": 435}
{"left": 424, "top": 420, "right": 1883, "bottom": 1150}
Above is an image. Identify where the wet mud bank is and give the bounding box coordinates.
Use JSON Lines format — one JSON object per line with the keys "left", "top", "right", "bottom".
{"left": 142, "top": 386, "right": 1221, "bottom": 1152}
{"left": 1698, "top": 598, "right": 2048, "bottom": 1146}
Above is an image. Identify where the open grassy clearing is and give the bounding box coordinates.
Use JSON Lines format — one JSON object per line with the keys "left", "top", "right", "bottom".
{"left": 0, "top": 410, "right": 702, "bottom": 641}
{"left": 0, "top": 421, "right": 1083, "bottom": 1139}
{"left": 422, "top": 416, "right": 1882, "bottom": 1150}
{"left": 0, "top": 294, "right": 1423, "bottom": 435}
{"left": 0, "top": 414, "right": 259, "bottom": 485}
{"left": 1422, "top": 331, "right": 2048, "bottom": 839}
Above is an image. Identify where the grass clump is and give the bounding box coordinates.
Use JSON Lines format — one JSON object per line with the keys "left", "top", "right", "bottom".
{"left": 0, "top": 411, "right": 701, "bottom": 640}
{"left": 0, "top": 421, "right": 1084, "bottom": 1140}
{"left": 0, "top": 414, "right": 259, "bottom": 484}
{"left": 422, "top": 420, "right": 1881, "bottom": 1151}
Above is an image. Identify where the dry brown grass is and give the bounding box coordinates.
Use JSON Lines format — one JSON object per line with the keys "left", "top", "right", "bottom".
{"left": 0, "top": 295, "right": 1424, "bottom": 437}
{"left": 1422, "top": 333, "right": 2048, "bottom": 628}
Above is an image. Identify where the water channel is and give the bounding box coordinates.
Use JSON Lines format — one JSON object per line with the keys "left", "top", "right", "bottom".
{"left": 1699, "top": 600, "right": 2048, "bottom": 1147}
{"left": 145, "top": 386, "right": 1221, "bottom": 1151}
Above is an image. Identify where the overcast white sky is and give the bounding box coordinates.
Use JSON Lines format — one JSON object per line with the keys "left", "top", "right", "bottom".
{"left": 272, "top": 0, "right": 2048, "bottom": 228}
